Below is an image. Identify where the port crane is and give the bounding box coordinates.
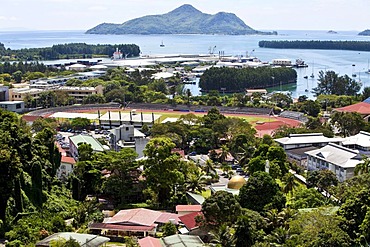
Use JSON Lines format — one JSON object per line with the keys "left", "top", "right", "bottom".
{"left": 208, "top": 45, "right": 217, "bottom": 55}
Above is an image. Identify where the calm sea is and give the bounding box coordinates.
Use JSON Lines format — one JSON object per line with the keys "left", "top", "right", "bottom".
{"left": 1, "top": 29, "right": 370, "bottom": 98}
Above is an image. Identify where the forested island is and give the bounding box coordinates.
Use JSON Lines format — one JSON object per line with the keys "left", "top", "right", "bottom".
{"left": 199, "top": 67, "right": 297, "bottom": 93}
{"left": 87, "top": 4, "right": 277, "bottom": 35}
{"left": 358, "top": 29, "right": 370, "bottom": 36}
{"left": 259, "top": 40, "right": 370, "bottom": 52}
{"left": 0, "top": 43, "right": 140, "bottom": 61}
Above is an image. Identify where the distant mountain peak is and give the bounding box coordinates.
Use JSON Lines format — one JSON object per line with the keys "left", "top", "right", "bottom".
{"left": 168, "top": 4, "right": 202, "bottom": 14}
{"left": 86, "top": 5, "right": 277, "bottom": 35}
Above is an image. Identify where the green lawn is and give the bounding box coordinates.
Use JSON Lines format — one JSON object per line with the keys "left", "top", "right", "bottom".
{"left": 201, "top": 189, "right": 212, "bottom": 199}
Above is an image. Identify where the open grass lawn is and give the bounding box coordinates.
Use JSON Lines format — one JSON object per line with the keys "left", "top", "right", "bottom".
{"left": 201, "top": 189, "right": 212, "bottom": 199}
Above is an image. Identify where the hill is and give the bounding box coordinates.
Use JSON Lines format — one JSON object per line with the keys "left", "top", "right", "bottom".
{"left": 359, "top": 29, "right": 370, "bottom": 36}
{"left": 86, "top": 4, "right": 276, "bottom": 35}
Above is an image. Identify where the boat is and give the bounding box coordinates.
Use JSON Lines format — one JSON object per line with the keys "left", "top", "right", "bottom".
{"left": 160, "top": 41, "right": 165, "bottom": 47}
{"left": 305, "top": 89, "right": 309, "bottom": 92}
{"left": 352, "top": 64, "right": 356, "bottom": 77}
{"left": 310, "top": 61, "right": 315, "bottom": 78}
{"left": 303, "top": 75, "right": 308, "bottom": 79}
{"left": 294, "top": 58, "right": 308, "bottom": 68}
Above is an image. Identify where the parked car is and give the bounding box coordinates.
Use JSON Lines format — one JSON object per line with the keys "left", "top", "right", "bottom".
{"left": 232, "top": 165, "right": 241, "bottom": 170}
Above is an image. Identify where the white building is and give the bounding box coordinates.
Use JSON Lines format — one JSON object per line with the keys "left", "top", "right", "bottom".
{"left": 271, "top": 59, "right": 292, "bottom": 66}
{"left": 69, "top": 134, "right": 109, "bottom": 160}
{"left": 0, "top": 101, "right": 25, "bottom": 113}
{"left": 305, "top": 143, "right": 363, "bottom": 182}
{"left": 342, "top": 131, "right": 370, "bottom": 155}
{"left": 57, "top": 156, "right": 76, "bottom": 180}
{"left": 109, "top": 124, "right": 149, "bottom": 157}
{"left": 275, "top": 133, "right": 343, "bottom": 150}
{"left": 0, "top": 85, "right": 9, "bottom": 101}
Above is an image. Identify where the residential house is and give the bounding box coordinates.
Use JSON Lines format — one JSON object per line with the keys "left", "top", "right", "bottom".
{"left": 69, "top": 134, "right": 109, "bottom": 160}
{"left": 175, "top": 205, "right": 202, "bottom": 216}
{"left": 89, "top": 208, "right": 180, "bottom": 238}
{"left": 36, "top": 232, "right": 109, "bottom": 247}
{"left": 138, "top": 235, "right": 204, "bottom": 247}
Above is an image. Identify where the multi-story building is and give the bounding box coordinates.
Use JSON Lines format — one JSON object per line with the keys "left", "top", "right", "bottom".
{"left": 305, "top": 143, "right": 363, "bottom": 182}
{"left": 108, "top": 124, "right": 149, "bottom": 157}
{"left": 10, "top": 85, "right": 103, "bottom": 103}
{"left": 58, "top": 85, "right": 103, "bottom": 103}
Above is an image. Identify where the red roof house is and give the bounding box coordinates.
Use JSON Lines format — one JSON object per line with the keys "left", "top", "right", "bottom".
{"left": 138, "top": 236, "right": 162, "bottom": 247}
{"left": 178, "top": 212, "right": 203, "bottom": 231}
{"left": 335, "top": 102, "right": 370, "bottom": 115}
{"left": 89, "top": 208, "right": 180, "bottom": 238}
{"left": 175, "top": 205, "right": 202, "bottom": 216}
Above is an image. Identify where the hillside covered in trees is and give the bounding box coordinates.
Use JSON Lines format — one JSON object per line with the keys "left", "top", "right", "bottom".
{"left": 199, "top": 67, "right": 297, "bottom": 92}
{"left": 0, "top": 43, "right": 140, "bottom": 61}
{"left": 87, "top": 4, "right": 277, "bottom": 35}
{"left": 259, "top": 40, "right": 370, "bottom": 51}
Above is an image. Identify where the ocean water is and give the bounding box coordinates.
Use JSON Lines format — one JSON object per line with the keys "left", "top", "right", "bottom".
{"left": 1, "top": 29, "right": 370, "bottom": 98}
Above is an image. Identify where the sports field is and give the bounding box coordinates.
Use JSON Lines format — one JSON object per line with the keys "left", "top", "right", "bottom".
{"left": 55, "top": 108, "right": 301, "bottom": 136}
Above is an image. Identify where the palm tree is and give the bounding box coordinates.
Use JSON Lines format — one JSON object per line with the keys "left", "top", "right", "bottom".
{"left": 203, "top": 159, "right": 216, "bottom": 176}
{"left": 266, "top": 227, "right": 292, "bottom": 246}
{"left": 210, "top": 224, "right": 236, "bottom": 247}
{"left": 185, "top": 172, "right": 207, "bottom": 193}
{"left": 278, "top": 207, "right": 298, "bottom": 230}
{"left": 265, "top": 209, "right": 284, "bottom": 230}
{"left": 219, "top": 145, "right": 230, "bottom": 164}
{"left": 355, "top": 156, "right": 370, "bottom": 175}
{"left": 283, "top": 173, "right": 298, "bottom": 196}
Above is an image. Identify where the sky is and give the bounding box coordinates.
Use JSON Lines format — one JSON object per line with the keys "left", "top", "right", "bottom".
{"left": 1, "top": 0, "right": 369, "bottom": 31}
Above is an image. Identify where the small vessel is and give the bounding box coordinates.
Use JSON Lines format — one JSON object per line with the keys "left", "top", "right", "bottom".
{"left": 160, "top": 41, "right": 165, "bottom": 47}
{"left": 352, "top": 64, "right": 356, "bottom": 77}
{"left": 294, "top": 58, "right": 308, "bottom": 68}
{"left": 310, "top": 61, "right": 315, "bottom": 78}
{"left": 305, "top": 89, "right": 309, "bottom": 92}
{"left": 304, "top": 75, "right": 308, "bottom": 79}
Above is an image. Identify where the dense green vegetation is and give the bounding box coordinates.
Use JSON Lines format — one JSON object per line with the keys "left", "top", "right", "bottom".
{"left": 313, "top": 70, "right": 361, "bottom": 96}
{"left": 86, "top": 4, "right": 276, "bottom": 35}
{"left": 199, "top": 67, "right": 297, "bottom": 92}
{"left": 0, "top": 111, "right": 102, "bottom": 245}
{"left": 0, "top": 43, "right": 140, "bottom": 61}
{"left": 259, "top": 40, "right": 370, "bottom": 52}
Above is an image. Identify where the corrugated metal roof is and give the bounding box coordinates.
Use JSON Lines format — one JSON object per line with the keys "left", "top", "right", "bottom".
{"left": 69, "top": 135, "right": 105, "bottom": 152}
{"left": 36, "top": 232, "right": 109, "bottom": 247}
{"left": 178, "top": 212, "right": 203, "bottom": 230}
{"left": 138, "top": 236, "right": 162, "bottom": 247}
{"left": 175, "top": 205, "right": 202, "bottom": 212}
{"left": 305, "top": 143, "right": 362, "bottom": 168}
{"left": 89, "top": 222, "right": 156, "bottom": 232}
{"left": 161, "top": 235, "right": 204, "bottom": 247}
{"left": 275, "top": 133, "right": 343, "bottom": 146}
{"left": 106, "top": 208, "right": 162, "bottom": 226}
